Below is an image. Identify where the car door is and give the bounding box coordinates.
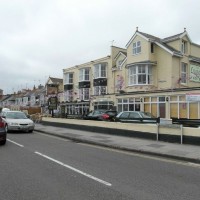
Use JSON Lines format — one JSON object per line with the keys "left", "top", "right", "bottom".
{"left": 117, "top": 112, "right": 130, "bottom": 122}
{"left": 128, "top": 112, "right": 142, "bottom": 122}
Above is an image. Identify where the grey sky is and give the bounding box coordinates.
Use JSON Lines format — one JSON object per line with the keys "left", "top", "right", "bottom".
{"left": 0, "top": 0, "right": 200, "bottom": 94}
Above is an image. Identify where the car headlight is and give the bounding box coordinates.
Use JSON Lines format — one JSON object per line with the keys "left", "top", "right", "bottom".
{"left": 10, "top": 122, "right": 19, "bottom": 125}
{"left": 29, "top": 122, "right": 34, "bottom": 125}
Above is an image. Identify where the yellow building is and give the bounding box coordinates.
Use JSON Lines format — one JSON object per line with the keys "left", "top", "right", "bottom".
{"left": 63, "top": 28, "right": 200, "bottom": 119}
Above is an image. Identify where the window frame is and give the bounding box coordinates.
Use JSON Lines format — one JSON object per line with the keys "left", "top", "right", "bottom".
{"left": 79, "top": 68, "right": 90, "bottom": 82}
{"left": 64, "top": 73, "right": 73, "bottom": 84}
{"left": 128, "top": 65, "right": 152, "bottom": 85}
{"left": 94, "top": 63, "right": 107, "bottom": 79}
{"left": 181, "top": 62, "right": 187, "bottom": 84}
{"left": 79, "top": 88, "right": 90, "bottom": 101}
{"left": 133, "top": 41, "right": 141, "bottom": 55}
{"left": 181, "top": 40, "right": 187, "bottom": 54}
{"left": 94, "top": 86, "right": 107, "bottom": 96}
{"left": 64, "top": 90, "right": 73, "bottom": 102}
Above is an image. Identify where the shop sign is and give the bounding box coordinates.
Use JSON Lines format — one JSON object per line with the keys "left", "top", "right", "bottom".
{"left": 190, "top": 64, "right": 200, "bottom": 82}
{"left": 186, "top": 93, "right": 200, "bottom": 101}
{"left": 48, "top": 97, "right": 57, "bottom": 109}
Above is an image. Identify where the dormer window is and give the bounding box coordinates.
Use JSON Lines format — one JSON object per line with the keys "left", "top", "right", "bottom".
{"left": 181, "top": 40, "right": 187, "bottom": 54}
{"left": 133, "top": 41, "right": 141, "bottom": 55}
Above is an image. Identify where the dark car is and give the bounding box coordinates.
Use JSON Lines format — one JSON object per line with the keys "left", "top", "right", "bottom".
{"left": 0, "top": 116, "right": 6, "bottom": 145}
{"left": 98, "top": 110, "right": 118, "bottom": 121}
{"left": 83, "top": 110, "right": 106, "bottom": 120}
{"left": 115, "top": 111, "right": 159, "bottom": 123}
{"left": 83, "top": 110, "right": 118, "bottom": 121}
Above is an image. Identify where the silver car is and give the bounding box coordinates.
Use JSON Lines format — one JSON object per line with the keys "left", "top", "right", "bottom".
{"left": 2, "top": 111, "right": 35, "bottom": 133}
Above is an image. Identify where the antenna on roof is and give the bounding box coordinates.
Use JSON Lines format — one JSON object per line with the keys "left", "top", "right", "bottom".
{"left": 110, "top": 40, "right": 114, "bottom": 46}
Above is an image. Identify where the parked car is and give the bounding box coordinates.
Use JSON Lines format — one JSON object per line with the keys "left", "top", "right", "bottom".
{"left": 83, "top": 110, "right": 106, "bottom": 120}
{"left": 115, "top": 111, "right": 159, "bottom": 123}
{"left": 2, "top": 111, "right": 35, "bottom": 133}
{"left": 0, "top": 116, "right": 6, "bottom": 145}
{"left": 83, "top": 110, "right": 118, "bottom": 121}
{"left": 98, "top": 110, "right": 118, "bottom": 121}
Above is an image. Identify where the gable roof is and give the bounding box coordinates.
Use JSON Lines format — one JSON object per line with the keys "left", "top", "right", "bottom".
{"left": 114, "top": 51, "right": 127, "bottom": 60}
{"left": 126, "top": 30, "right": 185, "bottom": 57}
{"left": 162, "top": 31, "right": 192, "bottom": 43}
{"left": 46, "top": 77, "right": 63, "bottom": 85}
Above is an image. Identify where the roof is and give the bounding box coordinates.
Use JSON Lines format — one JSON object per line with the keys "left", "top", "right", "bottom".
{"left": 189, "top": 55, "right": 200, "bottom": 64}
{"left": 126, "top": 30, "right": 184, "bottom": 57}
{"left": 114, "top": 51, "right": 127, "bottom": 60}
{"left": 48, "top": 77, "right": 63, "bottom": 84}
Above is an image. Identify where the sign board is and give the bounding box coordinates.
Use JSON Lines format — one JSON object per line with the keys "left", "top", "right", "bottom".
{"left": 48, "top": 97, "right": 57, "bottom": 110}
{"left": 190, "top": 64, "right": 200, "bottom": 82}
{"left": 47, "top": 86, "right": 58, "bottom": 95}
{"left": 186, "top": 93, "right": 200, "bottom": 101}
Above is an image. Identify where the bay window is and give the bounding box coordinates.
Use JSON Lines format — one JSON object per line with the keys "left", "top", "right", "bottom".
{"left": 94, "top": 63, "right": 106, "bottom": 78}
{"left": 64, "top": 90, "right": 73, "bottom": 102}
{"left": 79, "top": 68, "right": 90, "bottom": 81}
{"left": 79, "top": 88, "right": 90, "bottom": 100}
{"left": 94, "top": 86, "right": 107, "bottom": 96}
{"left": 64, "top": 73, "right": 73, "bottom": 84}
{"left": 129, "top": 65, "right": 152, "bottom": 85}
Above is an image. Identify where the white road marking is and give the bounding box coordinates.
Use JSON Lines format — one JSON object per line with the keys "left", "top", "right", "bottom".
{"left": 7, "top": 139, "right": 24, "bottom": 147}
{"left": 35, "top": 151, "right": 112, "bottom": 187}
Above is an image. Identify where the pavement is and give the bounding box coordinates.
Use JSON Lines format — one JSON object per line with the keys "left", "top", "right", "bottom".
{"left": 34, "top": 123, "right": 200, "bottom": 164}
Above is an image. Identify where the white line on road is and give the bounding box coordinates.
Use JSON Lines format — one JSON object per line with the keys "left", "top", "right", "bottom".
{"left": 7, "top": 139, "right": 24, "bottom": 147}
{"left": 35, "top": 151, "right": 112, "bottom": 187}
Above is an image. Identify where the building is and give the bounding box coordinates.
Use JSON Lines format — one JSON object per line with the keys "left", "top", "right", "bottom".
{"left": 63, "top": 28, "right": 200, "bottom": 119}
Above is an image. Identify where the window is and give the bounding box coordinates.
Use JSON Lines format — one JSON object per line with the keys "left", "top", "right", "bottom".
{"left": 181, "top": 63, "right": 187, "bottom": 84}
{"left": 117, "top": 60, "right": 123, "bottom": 69}
{"left": 64, "top": 90, "right": 73, "bottom": 101}
{"left": 94, "top": 63, "right": 106, "bottom": 78}
{"left": 94, "top": 86, "right": 107, "bottom": 96}
{"left": 129, "top": 65, "right": 152, "bottom": 85}
{"left": 64, "top": 73, "right": 73, "bottom": 84}
{"left": 133, "top": 41, "right": 141, "bottom": 55}
{"left": 79, "top": 68, "right": 90, "bottom": 81}
{"left": 79, "top": 88, "right": 90, "bottom": 100}
{"left": 151, "top": 43, "right": 154, "bottom": 53}
{"left": 181, "top": 40, "right": 187, "bottom": 54}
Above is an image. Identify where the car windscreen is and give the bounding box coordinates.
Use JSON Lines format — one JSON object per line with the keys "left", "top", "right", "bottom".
{"left": 6, "top": 112, "right": 27, "bottom": 119}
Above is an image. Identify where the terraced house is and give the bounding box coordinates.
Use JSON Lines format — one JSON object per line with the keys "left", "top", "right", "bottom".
{"left": 62, "top": 28, "right": 200, "bottom": 119}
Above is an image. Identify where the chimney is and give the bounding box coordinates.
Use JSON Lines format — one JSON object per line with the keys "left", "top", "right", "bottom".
{"left": 184, "top": 27, "right": 186, "bottom": 32}
{"left": 136, "top": 27, "right": 138, "bottom": 32}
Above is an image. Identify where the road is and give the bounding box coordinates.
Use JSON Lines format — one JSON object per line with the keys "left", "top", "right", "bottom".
{"left": 0, "top": 131, "right": 200, "bottom": 200}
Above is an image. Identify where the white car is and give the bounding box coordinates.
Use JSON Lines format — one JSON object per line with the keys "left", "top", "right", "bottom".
{"left": 2, "top": 111, "right": 35, "bottom": 133}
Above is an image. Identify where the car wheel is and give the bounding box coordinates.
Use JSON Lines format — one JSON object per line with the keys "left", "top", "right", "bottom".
{"left": 0, "top": 140, "right": 6, "bottom": 145}
{"left": 29, "top": 130, "right": 33, "bottom": 133}
{"left": 5, "top": 125, "right": 9, "bottom": 133}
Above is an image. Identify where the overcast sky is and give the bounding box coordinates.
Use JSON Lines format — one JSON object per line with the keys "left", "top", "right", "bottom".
{"left": 0, "top": 0, "right": 200, "bottom": 94}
